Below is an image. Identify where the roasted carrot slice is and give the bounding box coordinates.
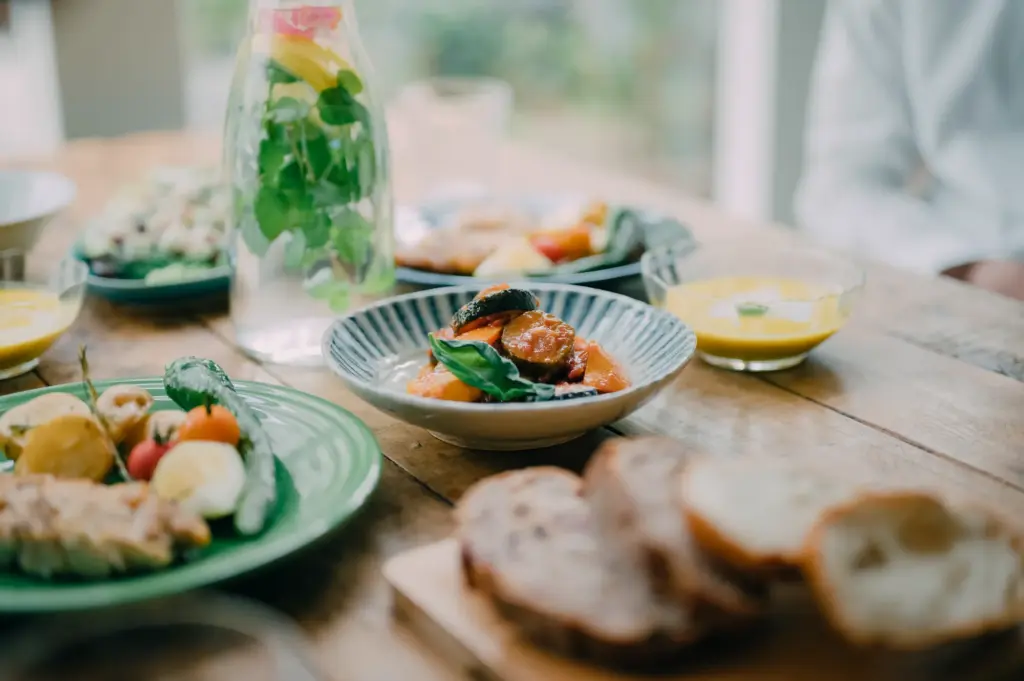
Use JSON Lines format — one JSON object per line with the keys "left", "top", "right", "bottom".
{"left": 407, "top": 368, "right": 483, "bottom": 402}
{"left": 583, "top": 342, "right": 630, "bottom": 393}
{"left": 455, "top": 325, "right": 503, "bottom": 346}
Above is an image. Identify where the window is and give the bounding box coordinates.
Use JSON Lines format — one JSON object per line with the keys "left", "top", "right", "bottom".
{"left": 181, "top": 0, "right": 719, "bottom": 197}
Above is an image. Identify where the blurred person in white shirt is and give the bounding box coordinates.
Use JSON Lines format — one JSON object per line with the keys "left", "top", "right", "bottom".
{"left": 795, "top": 0, "right": 1024, "bottom": 300}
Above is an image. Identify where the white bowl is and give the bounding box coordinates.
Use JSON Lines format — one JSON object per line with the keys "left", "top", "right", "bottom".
{"left": 323, "top": 284, "right": 697, "bottom": 450}
{"left": 0, "top": 170, "right": 77, "bottom": 251}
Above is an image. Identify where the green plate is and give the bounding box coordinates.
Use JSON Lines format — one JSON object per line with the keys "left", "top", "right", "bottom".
{"left": 0, "top": 378, "right": 382, "bottom": 613}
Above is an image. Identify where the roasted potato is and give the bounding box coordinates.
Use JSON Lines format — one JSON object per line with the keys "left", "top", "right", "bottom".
{"left": 122, "top": 410, "right": 187, "bottom": 451}
{"left": 97, "top": 385, "right": 154, "bottom": 444}
{"left": 0, "top": 393, "right": 92, "bottom": 461}
{"left": 15, "top": 414, "right": 115, "bottom": 481}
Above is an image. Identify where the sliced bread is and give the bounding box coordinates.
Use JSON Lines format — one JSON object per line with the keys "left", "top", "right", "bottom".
{"left": 679, "top": 458, "right": 858, "bottom": 572}
{"left": 804, "top": 491, "right": 1024, "bottom": 650}
{"left": 456, "top": 467, "right": 697, "bottom": 664}
{"left": 582, "top": 438, "right": 765, "bottom": 621}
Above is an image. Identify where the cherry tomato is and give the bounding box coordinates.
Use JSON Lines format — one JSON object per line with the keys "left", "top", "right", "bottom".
{"left": 177, "top": 405, "right": 241, "bottom": 447}
{"left": 530, "top": 235, "right": 566, "bottom": 263}
{"left": 127, "top": 439, "right": 173, "bottom": 481}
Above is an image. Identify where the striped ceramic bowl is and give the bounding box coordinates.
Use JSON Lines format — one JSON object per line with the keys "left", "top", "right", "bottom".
{"left": 322, "top": 284, "right": 696, "bottom": 451}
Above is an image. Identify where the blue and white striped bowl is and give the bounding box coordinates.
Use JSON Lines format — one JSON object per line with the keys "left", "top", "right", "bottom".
{"left": 322, "top": 283, "right": 697, "bottom": 450}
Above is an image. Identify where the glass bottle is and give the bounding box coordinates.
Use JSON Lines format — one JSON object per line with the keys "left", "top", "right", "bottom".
{"left": 224, "top": 0, "right": 394, "bottom": 365}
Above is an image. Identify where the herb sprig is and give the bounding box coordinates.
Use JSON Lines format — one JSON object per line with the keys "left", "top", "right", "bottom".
{"left": 78, "top": 345, "right": 132, "bottom": 481}
{"left": 244, "top": 58, "right": 389, "bottom": 312}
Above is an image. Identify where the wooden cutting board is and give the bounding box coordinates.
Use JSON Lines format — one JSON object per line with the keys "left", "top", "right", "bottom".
{"left": 385, "top": 540, "right": 1024, "bottom": 681}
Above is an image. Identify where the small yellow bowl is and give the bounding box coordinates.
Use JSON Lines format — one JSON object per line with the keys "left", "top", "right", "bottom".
{"left": 0, "top": 255, "right": 87, "bottom": 380}
{"left": 641, "top": 240, "right": 864, "bottom": 372}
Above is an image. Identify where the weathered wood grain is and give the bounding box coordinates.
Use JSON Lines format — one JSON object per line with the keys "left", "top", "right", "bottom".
{"left": 615, "top": 361, "right": 1024, "bottom": 516}
{"left": 762, "top": 330, "right": 1024, "bottom": 486}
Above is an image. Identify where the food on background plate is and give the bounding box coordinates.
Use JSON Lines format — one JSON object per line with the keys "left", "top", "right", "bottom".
{"left": 397, "top": 200, "right": 660, "bottom": 279}
{"left": 0, "top": 352, "right": 278, "bottom": 581}
{"left": 0, "top": 475, "right": 211, "bottom": 580}
{"left": 408, "top": 285, "right": 630, "bottom": 403}
{"left": 664, "top": 277, "right": 850, "bottom": 363}
{"left": 77, "top": 167, "right": 230, "bottom": 284}
{"left": 456, "top": 439, "right": 1024, "bottom": 667}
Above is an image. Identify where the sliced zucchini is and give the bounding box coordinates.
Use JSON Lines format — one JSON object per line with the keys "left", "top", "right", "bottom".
{"left": 451, "top": 287, "right": 538, "bottom": 334}
{"left": 500, "top": 311, "right": 576, "bottom": 379}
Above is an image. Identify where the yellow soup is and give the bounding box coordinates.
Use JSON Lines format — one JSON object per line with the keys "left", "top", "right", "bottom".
{"left": 665, "top": 277, "right": 849, "bottom": 361}
{"left": 0, "top": 287, "right": 79, "bottom": 371}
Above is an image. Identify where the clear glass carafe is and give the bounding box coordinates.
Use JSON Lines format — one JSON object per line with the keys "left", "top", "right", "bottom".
{"left": 224, "top": 0, "right": 394, "bottom": 365}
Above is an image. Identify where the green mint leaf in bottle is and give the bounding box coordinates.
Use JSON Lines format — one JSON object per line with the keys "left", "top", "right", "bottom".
{"left": 283, "top": 230, "right": 307, "bottom": 270}
{"left": 266, "top": 96, "right": 311, "bottom": 124}
{"left": 336, "top": 69, "right": 364, "bottom": 95}
{"left": 318, "top": 85, "right": 368, "bottom": 126}
{"left": 253, "top": 186, "right": 291, "bottom": 242}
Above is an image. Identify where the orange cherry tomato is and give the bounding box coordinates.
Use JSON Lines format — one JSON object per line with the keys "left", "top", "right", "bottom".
{"left": 176, "top": 405, "right": 242, "bottom": 447}
{"left": 530, "top": 235, "right": 566, "bottom": 263}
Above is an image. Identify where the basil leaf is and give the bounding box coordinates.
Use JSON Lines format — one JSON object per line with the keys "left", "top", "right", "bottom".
{"left": 428, "top": 337, "right": 555, "bottom": 403}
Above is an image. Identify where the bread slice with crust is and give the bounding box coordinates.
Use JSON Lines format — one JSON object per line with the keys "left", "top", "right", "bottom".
{"left": 679, "top": 458, "right": 858, "bottom": 572}
{"left": 582, "top": 438, "right": 765, "bottom": 622}
{"left": 804, "top": 491, "right": 1024, "bottom": 650}
{"left": 456, "top": 467, "right": 697, "bottom": 665}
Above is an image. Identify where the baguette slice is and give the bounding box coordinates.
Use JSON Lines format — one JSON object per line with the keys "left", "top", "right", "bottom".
{"left": 804, "top": 491, "right": 1024, "bottom": 650}
{"left": 679, "top": 458, "right": 857, "bottom": 572}
{"left": 456, "top": 467, "right": 696, "bottom": 665}
{"left": 583, "top": 438, "right": 765, "bottom": 622}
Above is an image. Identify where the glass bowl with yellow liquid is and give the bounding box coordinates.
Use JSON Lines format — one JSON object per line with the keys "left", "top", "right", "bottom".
{"left": 0, "top": 253, "right": 87, "bottom": 380}
{"left": 641, "top": 240, "right": 864, "bottom": 372}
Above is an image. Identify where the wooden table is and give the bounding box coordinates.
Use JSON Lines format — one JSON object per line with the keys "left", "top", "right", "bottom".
{"left": 6, "top": 131, "right": 1024, "bottom": 680}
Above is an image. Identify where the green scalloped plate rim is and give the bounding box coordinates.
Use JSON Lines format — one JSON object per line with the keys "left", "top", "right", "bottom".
{"left": 0, "top": 378, "right": 382, "bottom": 613}
{"left": 69, "top": 245, "right": 232, "bottom": 304}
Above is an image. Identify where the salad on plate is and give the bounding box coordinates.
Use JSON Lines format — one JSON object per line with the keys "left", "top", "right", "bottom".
{"left": 76, "top": 167, "right": 230, "bottom": 286}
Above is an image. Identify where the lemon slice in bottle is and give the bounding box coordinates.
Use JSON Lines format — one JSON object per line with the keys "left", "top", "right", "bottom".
{"left": 269, "top": 34, "right": 352, "bottom": 93}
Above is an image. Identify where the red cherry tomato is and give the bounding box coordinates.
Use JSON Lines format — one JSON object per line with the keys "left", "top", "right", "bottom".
{"left": 127, "top": 439, "right": 174, "bottom": 481}
{"left": 530, "top": 235, "right": 567, "bottom": 263}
